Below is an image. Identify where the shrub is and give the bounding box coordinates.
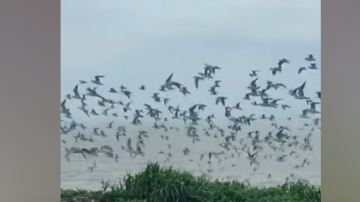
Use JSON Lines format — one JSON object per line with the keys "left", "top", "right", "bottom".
{"left": 61, "top": 162, "right": 321, "bottom": 202}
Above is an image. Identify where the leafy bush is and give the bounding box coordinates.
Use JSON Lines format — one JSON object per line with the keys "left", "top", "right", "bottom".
{"left": 61, "top": 162, "right": 320, "bottom": 202}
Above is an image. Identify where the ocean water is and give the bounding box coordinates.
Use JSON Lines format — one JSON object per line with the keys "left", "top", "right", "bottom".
{"left": 61, "top": 121, "right": 321, "bottom": 190}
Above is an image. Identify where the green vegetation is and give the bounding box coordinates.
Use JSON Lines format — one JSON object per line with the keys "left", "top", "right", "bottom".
{"left": 61, "top": 162, "right": 320, "bottom": 202}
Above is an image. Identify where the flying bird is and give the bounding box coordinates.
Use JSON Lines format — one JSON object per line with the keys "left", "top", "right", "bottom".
{"left": 194, "top": 76, "right": 203, "bottom": 89}
{"left": 298, "top": 67, "right": 306, "bottom": 74}
{"left": 305, "top": 54, "right": 316, "bottom": 62}
{"left": 92, "top": 75, "right": 105, "bottom": 85}
{"left": 216, "top": 96, "right": 227, "bottom": 106}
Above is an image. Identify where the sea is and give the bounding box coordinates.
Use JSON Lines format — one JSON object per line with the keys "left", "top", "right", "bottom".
{"left": 61, "top": 121, "right": 321, "bottom": 190}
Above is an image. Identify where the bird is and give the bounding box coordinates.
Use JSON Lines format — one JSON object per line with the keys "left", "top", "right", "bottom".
{"left": 249, "top": 70, "right": 259, "bottom": 77}
{"left": 300, "top": 109, "right": 309, "bottom": 118}
{"left": 194, "top": 76, "right": 204, "bottom": 89}
{"left": 308, "top": 101, "right": 321, "bottom": 114}
{"left": 308, "top": 63, "right": 318, "bottom": 70}
{"left": 71, "top": 85, "right": 81, "bottom": 100}
{"left": 233, "top": 102, "right": 242, "bottom": 110}
{"left": 305, "top": 54, "right": 316, "bottom": 62}
{"left": 294, "top": 81, "right": 309, "bottom": 100}
{"left": 215, "top": 96, "right": 227, "bottom": 106}
{"left": 298, "top": 67, "right": 306, "bottom": 74}
{"left": 316, "top": 91, "right": 321, "bottom": 100}
{"left": 91, "top": 75, "right": 105, "bottom": 85}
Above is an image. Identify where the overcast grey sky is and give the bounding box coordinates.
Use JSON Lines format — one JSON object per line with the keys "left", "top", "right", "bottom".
{"left": 61, "top": 0, "right": 321, "bottom": 128}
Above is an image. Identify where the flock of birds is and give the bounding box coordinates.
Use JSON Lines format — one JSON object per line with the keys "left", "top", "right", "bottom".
{"left": 61, "top": 54, "right": 321, "bottom": 185}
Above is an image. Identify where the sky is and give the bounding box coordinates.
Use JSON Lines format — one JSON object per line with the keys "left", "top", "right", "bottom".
{"left": 61, "top": 0, "right": 321, "bottom": 129}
